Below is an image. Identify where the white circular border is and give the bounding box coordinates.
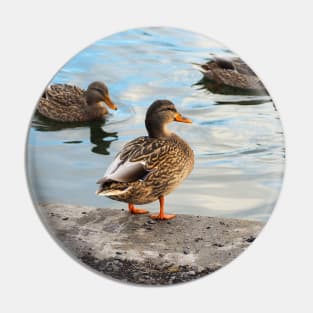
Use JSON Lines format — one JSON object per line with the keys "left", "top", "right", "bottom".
{"left": 1, "top": 1, "right": 312, "bottom": 312}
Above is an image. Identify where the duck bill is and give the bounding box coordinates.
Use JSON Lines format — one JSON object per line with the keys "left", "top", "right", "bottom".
{"left": 191, "top": 62, "right": 207, "bottom": 73}
{"left": 103, "top": 94, "right": 118, "bottom": 110}
{"left": 174, "top": 113, "right": 192, "bottom": 123}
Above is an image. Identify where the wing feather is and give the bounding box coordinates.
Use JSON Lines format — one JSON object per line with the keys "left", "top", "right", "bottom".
{"left": 46, "top": 84, "right": 85, "bottom": 107}
{"left": 97, "top": 136, "right": 170, "bottom": 184}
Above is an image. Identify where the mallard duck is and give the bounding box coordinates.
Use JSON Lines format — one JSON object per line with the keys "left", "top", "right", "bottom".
{"left": 37, "top": 81, "right": 117, "bottom": 122}
{"left": 194, "top": 56, "right": 265, "bottom": 91}
{"left": 96, "top": 100, "right": 194, "bottom": 220}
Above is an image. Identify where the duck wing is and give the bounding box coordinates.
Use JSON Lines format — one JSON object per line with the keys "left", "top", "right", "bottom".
{"left": 37, "top": 84, "right": 87, "bottom": 121}
{"left": 44, "top": 84, "right": 85, "bottom": 106}
{"left": 97, "top": 136, "right": 169, "bottom": 184}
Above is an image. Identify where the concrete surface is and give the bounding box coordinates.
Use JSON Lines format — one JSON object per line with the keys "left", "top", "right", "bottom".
{"left": 39, "top": 203, "right": 264, "bottom": 285}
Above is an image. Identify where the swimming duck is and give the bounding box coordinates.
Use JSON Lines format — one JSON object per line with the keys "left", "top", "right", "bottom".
{"left": 96, "top": 100, "right": 194, "bottom": 220}
{"left": 195, "top": 56, "right": 265, "bottom": 92}
{"left": 37, "top": 81, "right": 117, "bottom": 122}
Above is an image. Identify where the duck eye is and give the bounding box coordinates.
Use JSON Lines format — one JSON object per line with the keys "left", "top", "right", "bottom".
{"left": 96, "top": 88, "right": 103, "bottom": 93}
{"left": 157, "top": 106, "right": 177, "bottom": 113}
{"left": 159, "top": 107, "right": 175, "bottom": 113}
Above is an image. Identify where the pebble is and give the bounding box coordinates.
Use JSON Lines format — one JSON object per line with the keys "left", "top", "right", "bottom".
{"left": 212, "top": 243, "right": 223, "bottom": 247}
{"left": 191, "top": 265, "right": 199, "bottom": 272}
{"left": 147, "top": 220, "right": 156, "bottom": 224}
{"left": 62, "top": 217, "right": 69, "bottom": 221}
{"left": 111, "top": 264, "right": 120, "bottom": 272}
{"left": 183, "top": 248, "right": 190, "bottom": 255}
{"left": 113, "top": 259, "right": 121, "bottom": 265}
{"left": 246, "top": 236, "right": 255, "bottom": 243}
{"left": 116, "top": 251, "right": 123, "bottom": 255}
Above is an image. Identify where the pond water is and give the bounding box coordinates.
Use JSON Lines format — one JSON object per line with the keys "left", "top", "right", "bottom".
{"left": 27, "top": 27, "right": 285, "bottom": 222}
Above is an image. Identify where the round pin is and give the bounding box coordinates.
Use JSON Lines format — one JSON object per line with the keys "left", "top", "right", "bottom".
{"left": 26, "top": 27, "right": 285, "bottom": 285}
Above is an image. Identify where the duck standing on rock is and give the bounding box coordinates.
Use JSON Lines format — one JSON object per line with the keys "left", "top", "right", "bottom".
{"left": 37, "top": 81, "right": 118, "bottom": 122}
{"left": 96, "top": 100, "right": 194, "bottom": 220}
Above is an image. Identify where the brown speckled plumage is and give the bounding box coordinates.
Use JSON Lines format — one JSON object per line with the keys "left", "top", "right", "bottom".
{"left": 199, "top": 56, "right": 265, "bottom": 91}
{"left": 105, "top": 134, "right": 193, "bottom": 204}
{"left": 37, "top": 81, "right": 117, "bottom": 122}
{"left": 97, "top": 100, "right": 194, "bottom": 206}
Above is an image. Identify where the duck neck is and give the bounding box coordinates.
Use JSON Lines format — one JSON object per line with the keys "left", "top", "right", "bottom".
{"left": 145, "top": 119, "right": 171, "bottom": 138}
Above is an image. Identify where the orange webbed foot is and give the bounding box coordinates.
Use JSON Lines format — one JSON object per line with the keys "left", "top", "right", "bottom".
{"left": 128, "top": 203, "right": 149, "bottom": 214}
{"left": 150, "top": 213, "right": 176, "bottom": 220}
{"left": 150, "top": 196, "right": 176, "bottom": 220}
{"left": 131, "top": 208, "right": 149, "bottom": 214}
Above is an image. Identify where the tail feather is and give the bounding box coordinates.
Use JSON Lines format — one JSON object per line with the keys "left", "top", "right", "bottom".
{"left": 96, "top": 178, "right": 131, "bottom": 196}
{"left": 96, "top": 186, "right": 131, "bottom": 196}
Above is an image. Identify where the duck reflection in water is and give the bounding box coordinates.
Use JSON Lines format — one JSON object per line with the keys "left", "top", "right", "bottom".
{"left": 89, "top": 120, "right": 117, "bottom": 155}
{"left": 32, "top": 113, "right": 118, "bottom": 156}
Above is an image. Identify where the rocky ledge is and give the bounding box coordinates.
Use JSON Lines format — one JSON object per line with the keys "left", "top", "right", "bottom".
{"left": 39, "top": 204, "right": 264, "bottom": 285}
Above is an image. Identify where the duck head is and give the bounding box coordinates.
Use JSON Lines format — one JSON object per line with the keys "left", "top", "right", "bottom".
{"left": 145, "top": 100, "right": 192, "bottom": 138}
{"left": 85, "top": 81, "right": 118, "bottom": 111}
